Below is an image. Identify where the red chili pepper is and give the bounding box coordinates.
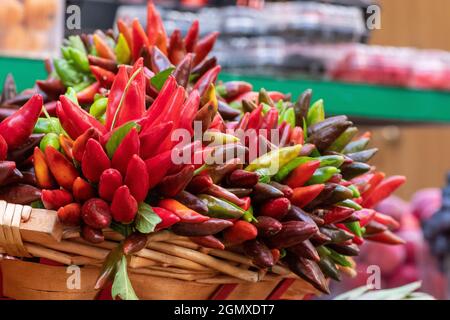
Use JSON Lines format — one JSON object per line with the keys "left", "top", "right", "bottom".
{"left": 0, "top": 94, "right": 42, "bottom": 150}
{"left": 335, "top": 223, "right": 363, "bottom": 245}
{"left": 139, "top": 121, "right": 174, "bottom": 160}
{"left": 114, "top": 59, "right": 146, "bottom": 128}
{"left": 145, "top": 150, "right": 174, "bottom": 189}
{"left": 33, "top": 147, "right": 55, "bottom": 189}
{"left": 158, "top": 199, "right": 210, "bottom": 223}
{"left": 205, "top": 184, "right": 246, "bottom": 207}
{"left": 93, "top": 34, "right": 116, "bottom": 61}
{"left": 239, "top": 197, "right": 251, "bottom": 211}
{"left": 362, "top": 175, "right": 406, "bottom": 209}
{"left": 259, "top": 197, "right": 291, "bottom": 220}
{"left": 187, "top": 174, "right": 214, "bottom": 194}
{"left": 290, "top": 126, "right": 304, "bottom": 145}
{"left": 223, "top": 220, "right": 258, "bottom": 245}
{"left": 184, "top": 20, "right": 199, "bottom": 53}
{"left": 267, "top": 91, "right": 286, "bottom": 103}
{"left": 372, "top": 211, "right": 400, "bottom": 230}
{"left": 146, "top": 0, "right": 166, "bottom": 48}
{"left": 168, "top": 29, "right": 186, "bottom": 65}
{"left": 153, "top": 207, "right": 181, "bottom": 231}
{"left": 56, "top": 102, "right": 79, "bottom": 140}
{"left": 77, "top": 82, "right": 100, "bottom": 104}
{"left": 231, "top": 91, "right": 258, "bottom": 105}
{"left": 290, "top": 184, "right": 325, "bottom": 208}
{"left": 60, "top": 96, "right": 106, "bottom": 138}
{"left": 141, "top": 76, "right": 177, "bottom": 130}
{"left": 360, "top": 171, "right": 386, "bottom": 198}
{"left": 45, "top": 146, "right": 79, "bottom": 190}
{"left": 193, "top": 65, "right": 221, "bottom": 98}
{"left": 365, "top": 230, "right": 405, "bottom": 245}
{"left": 72, "top": 128, "right": 101, "bottom": 163}
{"left": 57, "top": 203, "right": 81, "bottom": 226}
{"left": 41, "top": 189, "right": 73, "bottom": 210}
{"left": 285, "top": 160, "right": 321, "bottom": 189}
{"left": 177, "top": 90, "right": 200, "bottom": 136}
{"left": 157, "top": 164, "right": 195, "bottom": 198}
{"left": 260, "top": 108, "right": 279, "bottom": 131}
{"left": 105, "top": 66, "right": 129, "bottom": 130}
{"left": 59, "top": 134, "right": 74, "bottom": 161}
{"left": 117, "top": 19, "right": 133, "bottom": 50}
{"left": 132, "top": 18, "right": 149, "bottom": 62}
{"left": 44, "top": 101, "right": 58, "bottom": 117}
{"left": 323, "top": 206, "right": 355, "bottom": 224}
{"left": 353, "top": 209, "right": 376, "bottom": 227}
{"left": 98, "top": 168, "right": 123, "bottom": 202}
{"left": 111, "top": 185, "right": 138, "bottom": 223}
{"left": 81, "top": 139, "right": 111, "bottom": 183}
{"left": 193, "top": 32, "right": 219, "bottom": 66}
{"left": 36, "top": 79, "right": 65, "bottom": 99}
{"left": 90, "top": 65, "right": 115, "bottom": 89}
{"left": 111, "top": 127, "right": 140, "bottom": 176}
{"left": 124, "top": 154, "right": 149, "bottom": 203}
{"left": 72, "top": 177, "right": 95, "bottom": 202}
{"left": 246, "top": 104, "right": 264, "bottom": 130}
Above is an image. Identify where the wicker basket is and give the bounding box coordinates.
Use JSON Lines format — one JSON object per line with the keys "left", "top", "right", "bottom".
{"left": 0, "top": 201, "right": 320, "bottom": 300}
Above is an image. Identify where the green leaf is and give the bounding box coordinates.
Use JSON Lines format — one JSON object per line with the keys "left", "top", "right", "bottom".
{"left": 95, "top": 244, "right": 123, "bottom": 290}
{"left": 135, "top": 203, "right": 162, "bottom": 234}
{"left": 110, "top": 222, "right": 133, "bottom": 238}
{"left": 151, "top": 67, "right": 175, "bottom": 91}
{"left": 111, "top": 256, "right": 139, "bottom": 300}
{"left": 105, "top": 121, "right": 141, "bottom": 158}
{"left": 115, "top": 33, "right": 131, "bottom": 65}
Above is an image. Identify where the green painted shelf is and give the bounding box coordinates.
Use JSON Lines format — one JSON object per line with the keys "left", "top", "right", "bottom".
{"left": 2, "top": 56, "right": 450, "bottom": 123}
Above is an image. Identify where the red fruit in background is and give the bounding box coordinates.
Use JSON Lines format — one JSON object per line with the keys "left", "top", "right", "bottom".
{"left": 387, "top": 264, "right": 419, "bottom": 288}
{"left": 397, "top": 229, "right": 424, "bottom": 264}
{"left": 41, "top": 189, "right": 73, "bottom": 210}
{"left": 124, "top": 154, "right": 149, "bottom": 203}
{"left": 111, "top": 185, "right": 138, "bottom": 223}
{"left": 81, "top": 198, "right": 112, "bottom": 229}
{"left": 375, "top": 195, "right": 410, "bottom": 222}
{"left": 98, "top": 168, "right": 123, "bottom": 202}
{"left": 410, "top": 188, "right": 441, "bottom": 222}
{"left": 361, "top": 241, "right": 406, "bottom": 277}
{"left": 57, "top": 203, "right": 81, "bottom": 226}
{"left": 81, "top": 139, "right": 111, "bottom": 183}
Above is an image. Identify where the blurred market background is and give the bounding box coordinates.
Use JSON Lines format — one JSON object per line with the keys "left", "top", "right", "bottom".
{"left": 1, "top": 0, "right": 450, "bottom": 299}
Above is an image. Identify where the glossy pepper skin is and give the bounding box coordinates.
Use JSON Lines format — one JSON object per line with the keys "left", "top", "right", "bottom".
{"left": 223, "top": 220, "right": 258, "bottom": 245}
{"left": 111, "top": 127, "right": 140, "bottom": 176}
{"left": 98, "top": 168, "right": 123, "bottom": 202}
{"left": 45, "top": 146, "right": 79, "bottom": 190}
{"left": 72, "top": 177, "right": 95, "bottom": 202}
{"left": 110, "top": 185, "right": 138, "bottom": 224}
{"left": 290, "top": 184, "right": 325, "bottom": 208}
{"left": 81, "top": 139, "right": 111, "bottom": 183}
{"left": 41, "top": 189, "right": 73, "bottom": 210}
{"left": 0, "top": 94, "right": 43, "bottom": 150}
{"left": 153, "top": 207, "right": 181, "bottom": 231}
{"left": 157, "top": 165, "right": 195, "bottom": 198}
{"left": 72, "top": 128, "right": 101, "bottom": 163}
{"left": 57, "top": 203, "right": 81, "bottom": 226}
{"left": 158, "top": 199, "right": 209, "bottom": 223}
{"left": 33, "top": 147, "right": 55, "bottom": 189}
{"left": 284, "top": 160, "right": 321, "bottom": 188}
{"left": 124, "top": 154, "right": 149, "bottom": 203}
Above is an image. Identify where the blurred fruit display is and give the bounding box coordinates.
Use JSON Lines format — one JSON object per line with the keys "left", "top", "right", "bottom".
{"left": 0, "top": 0, "right": 64, "bottom": 59}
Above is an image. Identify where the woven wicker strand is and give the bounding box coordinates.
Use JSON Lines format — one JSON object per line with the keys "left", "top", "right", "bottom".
{"left": 0, "top": 201, "right": 31, "bottom": 258}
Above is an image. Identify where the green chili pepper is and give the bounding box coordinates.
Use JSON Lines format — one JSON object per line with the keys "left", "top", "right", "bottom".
{"left": 261, "top": 103, "right": 271, "bottom": 115}
{"left": 348, "top": 185, "right": 361, "bottom": 198}
{"left": 72, "top": 81, "right": 91, "bottom": 93}
{"left": 61, "top": 46, "right": 71, "bottom": 60}
{"left": 65, "top": 87, "right": 79, "bottom": 104}
{"left": 317, "top": 155, "right": 345, "bottom": 168}
{"left": 327, "top": 127, "right": 358, "bottom": 152}
{"left": 54, "top": 58, "right": 82, "bottom": 87}
{"left": 346, "top": 221, "right": 362, "bottom": 237}
{"left": 327, "top": 248, "right": 352, "bottom": 267}
{"left": 33, "top": 118, "right": 62, "bottom": 134}
{"left": 338, "top": 199, "right": 363, "bottom": 211}
{"left": 68, "top": 35, "right": 87, "bottom": 54}
{"left": 342, "top": 138, "right": 370, "bottom": 154}
{"left": 242, "top": 206, "right": 257, "bottom": 223}
{"left": 90, "top": 97, "right": 108, "bottom": 119}
{"left": 307, "top": 99, "right": 324, "bottom": 126}
{"left": 275, "top": 100, "right": 285, "bottom": 113}
{"left": 69, "top": 47, "right": 90, "bottom": 73}
{"left": 273, "top": 156, "right": 313, "bottom": 182}
{"left": 198, "top": 194, "right": 244, "bottom": 219}
{"left": 115, "top": 33, "right": 131, "bottom": 65}
{"left": 245, "top": 145, "right": 302, "bottom": 175}
{"left": 282, "top": 107, "right": 296, "bottom": 128}
{"left": 40, "top": 133, "right": 60, "bottom": 152}
{"left": 306, "top": 166, "right": 340, "bottom": 185}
